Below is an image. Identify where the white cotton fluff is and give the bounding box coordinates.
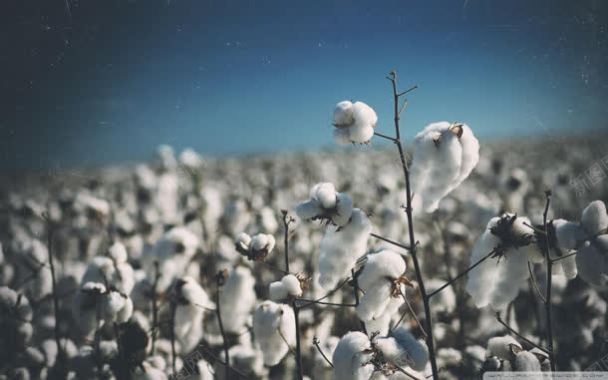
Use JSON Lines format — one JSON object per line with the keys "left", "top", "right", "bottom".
{"left": 465, "top": 215, "right": 540, "bottom": 310}
{"left": 219, "top": 266, "right": 257, "bottom": 334}
{"left": 0, "top": 287, "right": 33, "bottom": 347}
{"left": 410, "top": 122, "right": 480, "bottom": 213}
{"left": 156, "top": 172, "right": 180, "bottom": 223}
{"left": 81, "top": 242, "right": 135, "bottom": 295}
{"left": 252, "top": 301, "right": 296, "bottom": 366}
{"left": 364, "top": 287, "right": 404, "bottom": 336}
{"left": 332, "top": 101, "right": 378, "bottom": 145}
{"left": 552, "top": 219, "right": 581, "bottom": 279}
{"left": 581, "top": 200, "right": 608, "bottom": 235}
{"left": 236, "top": 232, "right": 276, "bottom": 260}
{"left": 513, "top": 351, "right": 542, "bottom": 372}
{"left": 269, "top": 274, "right": 303, "bottom": 301}
{"left": 157, "top": 144, "right": 177, "bottom": 171}
{"left": 251, "top": 234, "right": 276, "bottom": 253}
{"left": 486, "top": 335, "right": 521, "bottom": 360}
{"left": 375, "top": 328, "right": 429, "bottom": 372}
{"left": 318, "top": 209, "right": 372, "bottom": 290}
{"left": 179, "top": 148, "right": 204, "bottom": 169}
{"left": 576, "top": 236, "right": 608, "bottom": 288}
{"left": 102, "top": 289, "right": 133, "bottom": 323}
{"left": 144, "top": 227, "right": 199, "bottom": 290}
{"left": 72, "top": 282, "right": 106, "bottom": 336}
{"left": 332, "top": 331, "right": 375, "bottom": 380}
{"left": 174, "top": 277, "right": 213, "bottom": 353}
{"left": 357, "top": 250, "right": 406, "bottom": 322}
{"left": 296, "top": 183, "right": 354, "bottom": 227}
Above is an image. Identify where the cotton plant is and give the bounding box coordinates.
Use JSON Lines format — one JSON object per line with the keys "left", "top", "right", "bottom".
{"left": 234, "top": 232, "right": 276, "bottom": 261}
{"left": 80, "top": 241, "right": 135, "bottom": 295}
{"left": 72, "top": 282, "right": 134, "bottom": 337}
{"left": 374, "top": 327, "right": 429, "bottom": 373}
{"left": 409, "top": 122, "right": 480, "bottom": 213}
{"left": 482, "top": 335, "right": 548, "bottom": 373}
{"left": 296, "top": 182, "right": 354, "bottom": 227}
{"left": 465, "top": 213, "right": 544, "bottom": 310}
{"left": 356, "top": 250, "right": 410, "bottom": 326}
{"left": 332, "top": 100, "right": 378, "bottom": 145}
{"left": 318, "top": 208, "right": 372, "bottom": 289}
{"left": 252, "top": 300, "right": 296, "bottom": 366}
{"left": 172, "top": 276, "right": 214, "bottom": 353}
{"left": 552, "top": 200, "right": 608, "bottom": 288}
{"left": 218, "top": 266, "right": 257, "bottom": 334}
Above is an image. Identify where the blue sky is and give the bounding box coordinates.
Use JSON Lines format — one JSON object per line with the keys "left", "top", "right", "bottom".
{"left": 3, "top": 0, "right": 607, "bottom": 172}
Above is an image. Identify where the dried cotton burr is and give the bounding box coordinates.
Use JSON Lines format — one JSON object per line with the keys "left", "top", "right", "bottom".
{"left": 296, "top": 182, "right": 354, "bottom": 227}
{"left": 410, "top": 121, "right": 480, "bottom": 213}
{"left": 332, "top": 100, "right": 378, "bottom": 144}
{"left": 252, "top": 300, "right": 296, "bottom": 366}
{"left": 465, "top": 213, "right": 543, "bottom": 310}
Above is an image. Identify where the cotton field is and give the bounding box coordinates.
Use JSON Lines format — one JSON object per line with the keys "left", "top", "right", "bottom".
{"left": 1, "top": 98, "right": 607, "bottom": 379}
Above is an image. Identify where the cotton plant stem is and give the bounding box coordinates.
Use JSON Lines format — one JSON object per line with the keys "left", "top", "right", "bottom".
{"left": 387, "top": 71, "right": 439, "bottom": 380}
{"left": 282, "top": 210, "right": 303, "bottom": 380}
{"left": 170, "top": 301, "right": 177, "bottom": 378}
{"left": 370, "top": 232, "right": 412, "bottom": 251}
{"left": 215, "top": 272, "right": 231, "bottom": 379}
{"left": 150, "top": 261, "right": 160, "bottom": 355}
{"left": 313, "top": 337, "right": 334, "bottom": 368}
{"left": 541, "top": 191, "right": 557, "bottom": 371}
{"left": 495, "top": 312, "right": 551, "bottom": 355}
{"left": 427, "top": 249, "right": 496, "bottom": 298}
{"left": 45, "top": 215, "right": 67, "bottom": 378}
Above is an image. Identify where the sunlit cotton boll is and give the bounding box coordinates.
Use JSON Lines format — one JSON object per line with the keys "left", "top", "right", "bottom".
{"left": 332, "top": 331, "right": 375, "bottom": 380}
{"left": 236, "top": 232, "right": 276, "bottom": 261}
{"left": 356, "top": 250, "right": 406, "bottom": 322}
{"left": 179, "top": 148, "right": 204, "bottom": 169}
{"left": 252, "top": 300, "right": 296, "bottom": 366}
{"left": 374, "top": 327, "right": 429, "bottom": 372}
{"left": 296, "top": 182, "right": 354, "bottom": 227}
{"left": 269, "top": 274, "right": 303, "bottom": 301}
{"left": 465, "top": 214, "right": 541, "bottom": 310}
{"left": 318, "top": 209, "right": 372, "bottom": 290}
{"left": 173, "top": 277, "right": 213, "bottom": 353}
{"left": 219, "top": 266, "right": 257, "bottom": 334}
{"left": 410, "top": 122, "right": 480, "bottom": 213}
{"left": 486, "top": 335, "right": 522, "bottom": 361}
{"left": 332, "top": 101, "right": 378, "bottom": 145}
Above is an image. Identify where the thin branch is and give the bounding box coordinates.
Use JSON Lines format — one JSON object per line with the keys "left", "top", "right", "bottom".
{"left": 397, "top": 85, "right": 418, "bottom": 97}
{"left": 427, "top": 249, "right": 496, "bottom": 298}
{"left": 215, "top": 271, "right": 231, "bottom": 379}
{"left": 551, "top": 250, "right": 578, "bottom": 263}
{"left": 387, "top": 70, "right": 439, "bottom": 379}
{"left": 394, "top": 364, "right": 425, "bottom": 380}
{"left": 170, "top": 300, "right": 177, "bottom": 378}
{"left": 370, "top": 232, "right": 412, "bottom": 252}
{"left": 398, "top": 99, "right": 409, "bottom": 116}
{"left": 541, "top": 191, "right": 557, "bottom": 371}
{"left": 194, "top": 344, "right": 251, "bottom": 379}
{"left": 296, "top": 277, "right": 351, "bottom": 309}
{"left": 527, "top": 261, "right": 546, "bottom": 304}
{"left": 495, "top": 312, "right": 550, "bottom": 355}
{"left": 312, "top": 337, "right": 334, "bottom": 368}
{"left": 394, "top": 290, "right": 427, "bottom": 338}
{"left": 373, "top": 131, "right": 399, "bottom": 143}
{"left": 296, "top": 299, "right": 356, "bottom": 307}
{"left": 150, "top": 261, "right": 160, "bottom": 355}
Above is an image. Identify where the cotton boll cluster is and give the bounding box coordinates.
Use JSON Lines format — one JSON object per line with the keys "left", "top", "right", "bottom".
{"left": 252, "top": 300, "right": 296, "bottom": 366}
{"left": 0, "top": 287, "right": 33, "bottom": 361}
{"left": 318, "top": 209, "right": 372, "bottom": 289}
{"left": 296, "top": 182, "right": 354, "bottom": 227}
{"left": 143, "top": 227, "right": 200, "bottom": 290}
{"left": 332, "top": 101, "right": 378, "bottom": 145}
{"left": 410, "top": 122, "right": 480, "bottom": 213}
{"left": 356, "top": 250, "right": 407, "bottom": 323}
{"left": 72, "top": 282, "right": 133, "bottom": 336}
{"left": 179, "top": 148, "right": 205, "bottom": 170}
{"left": 269, "top": 274, "right": 303, "bottom": 301}
{"left": 81, "top": 241, "right": 135, "bottom": 294}
{"left": 173, "top": 276, "right": 213, "bottom": 353}
{"left": 482, "top": 336, "right": 548, "bottom": 373}
{"left": 235, "top": 232, "right": 276, "bottom": 261}
{"left": 553, "top": 200, "right": 608, "bottom": 288}
{"left": 332, "top": 331, "right": 375, "bottom": 380}
{"left": 466, "top": 214, "right": 542, "bottom": 310}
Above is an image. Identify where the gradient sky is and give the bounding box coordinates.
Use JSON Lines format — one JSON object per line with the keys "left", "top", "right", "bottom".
{"left": 3, "top": 0, "right": 608, "bottom": 172}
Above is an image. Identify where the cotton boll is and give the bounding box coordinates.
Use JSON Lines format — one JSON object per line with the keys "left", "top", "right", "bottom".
{"left": 237, "top": 233, "right": 275, "bottom": 261}
{"left": 296, "top": 183, "right": 353, "bottom": 227}
{"left": 513, "top": 351, "right": 541, "bottom": 372}
{"left": 269, "top": 281, "right": 288, "bottom": 301}
{"left": 465, "top": 218, "right": 502, "bottom": 308}
{"left": 581, "top": 200, "right": 608, "bottom": 236}
{"left": 102, "top": 289, "right": 133, "bottom": 323}
{"left": 0, "top": 287, "right": 33, "bottom": 350}
{"left": 576, "top": 237, "right": 608, "bottom": 289}
{"left": 490, "top": 249, "right": 529, "bottom": 310}
{"left": 332, "top": 331, "right": 375, "bottom": 380}
{"left": 157, "top": 144, "right": 177, "bottom": 171}
{"left": 318, "top": 209, "right": 372, "bottom": 289}
{"left": 235, "top": 232, "right": 251, "bottom": 252}
{"left": 553, "top": 219, "right": 582, "bottom": 251}
{"left": 133, "top": 362, "right": 168, "bottom": 380}
{"left": 315, "top": 183, "right": 338, "bottom": 209}
{"left": 270, "top": 274, "right": 303, "bottom": 301}
{"left": 174, "top": 277, "right": 212, "bottom": 353}
{"left": 81, "top": 244, "right": 135, "bottom": 295}
{"left": 332, "top": 101, "right": 377, "bottom": 145}
{"left": 179, "top": 148, "right": 204, "bottom": 169}
{"left": 410, "top": 122, "right": 479, "bottom": 212}
{"left": 219, "top": 266, "right": 257, "bottom": 334}
{"left": 252, "top": 301, "right": 296, "bottom": 366}
{"left": 375, "top": 328, "right": 429, "bottom": 372}
{"left": 486, "top": 335, "right": 521, "bottom": 361}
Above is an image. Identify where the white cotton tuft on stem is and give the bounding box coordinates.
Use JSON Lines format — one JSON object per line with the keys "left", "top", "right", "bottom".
{"left": 332, "top": 331, "right": 375, "bottom": 380}
{"left": 374, "top": 327, "right": 429, "bottom": 372}
{"left": 332, "top": 101, "right": 377, "bottom": 145}
{"left": 219, "top": 266, "right": 257, "bottom": 334}
{"left": 252, "top": 300, "right": 296, "bottom": 366}
{"left": 269, "top": 274, "right": 303, "bottom": 301}
{"left": 409, "top": 122, "right": 480, "bottom": 212}
{"left": 296, "top": 183, "right": 353, "bottom": 227}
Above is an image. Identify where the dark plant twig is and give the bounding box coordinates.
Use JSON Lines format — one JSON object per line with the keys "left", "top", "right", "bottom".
{"left": 312, "top": 337, "right": 334, "bottom": 368}
{"left": 527, "top": 261, "right": 546, "bottom": 304}
{"left": 215, "top": 270, "right": 231, "bottom": 379}
{"left": 495, "top": 312, "right": 550, "bottom": 355}
{"left": 370, "top": 232, "right": 412, "bottom": 251}
{"left": 541, "top": 191, "right": 557, "bottom": 371}
{"left": 170, "top": 300, "right": 177, "bottom": 378}
{"left": 386, "top": 70, "right": 438, "bottom": 379}
{"left": 150, "top": 261, "right": 160, "bottom": 355}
